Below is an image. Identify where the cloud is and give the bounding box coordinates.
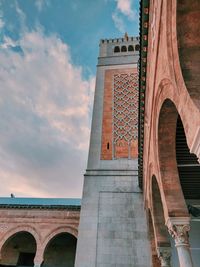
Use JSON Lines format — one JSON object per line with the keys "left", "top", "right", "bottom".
{"left": 115, "top": 0, "right": 137, "bottom": 21}
{"left": 0, "top": 29, "right": 95, "bottom": 197}
{"left": 112, "top": 12, "right": 125, "bottom": 33}
{"left": 112, "top": 0, "right": 138, "bottom": 32}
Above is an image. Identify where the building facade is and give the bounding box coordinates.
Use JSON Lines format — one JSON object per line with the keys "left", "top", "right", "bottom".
{"left": 139, "top": 0, "right": 200, "bottom": 266}
{"left": 0, "top": 198, "right": 80, "bottom": 267}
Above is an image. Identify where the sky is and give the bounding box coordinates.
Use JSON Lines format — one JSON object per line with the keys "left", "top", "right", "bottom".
{"left": 0, "top": 0, "right": 139, "bottom": 198}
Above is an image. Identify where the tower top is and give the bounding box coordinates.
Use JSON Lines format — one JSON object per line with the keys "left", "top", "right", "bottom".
{"left": 99, "top": 35, "right": 139, "bottom": 58}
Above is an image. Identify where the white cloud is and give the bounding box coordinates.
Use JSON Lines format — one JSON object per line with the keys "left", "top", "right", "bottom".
{"left": 112, "top": 12, "right": 125, "bottom": 33}
{"left": 116, "top": 0, "right": 137, "bottom": 20}
{"left": 0, "top": 30, "right": 95, "bottom": 197}
{"left": 112, "top": 0, "right": 138, "bottom": 32}
{"left": 1, "top": 36, "right": 17, "bottom": 49}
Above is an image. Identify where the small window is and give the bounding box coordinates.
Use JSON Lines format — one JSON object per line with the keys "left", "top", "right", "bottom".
{"left": 107, "top": 142, "right": 110, "bottom": 150}
{"left": 135, "top": 44, "right": 140, "bottom": 51}
{"left": 121, "top": 46, "right": 127, "bottom": 52}
{"left": 114, "top": 46, "right": 120, "bottom": 53}
{"left": 128, "top": 45, "right": 134, "bottom": 51}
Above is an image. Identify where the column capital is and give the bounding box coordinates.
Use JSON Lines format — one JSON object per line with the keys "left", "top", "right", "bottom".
{"left": 166, "top": 217, "right": 190, "bottom": 247}
{"left": 157, "top": 247, "right": 171, "bottom": 267}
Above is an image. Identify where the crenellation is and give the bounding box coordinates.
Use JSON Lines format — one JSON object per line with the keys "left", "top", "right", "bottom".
{"left": 99, "top": 34, "right": 140, "bottom": 58}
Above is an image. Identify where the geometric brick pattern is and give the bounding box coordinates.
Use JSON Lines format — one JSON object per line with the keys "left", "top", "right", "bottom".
{"left": 113, "top": 73, "right": 138, "bottom": 158}
{"left": 114, "top": 73, "right": 138, "bottom": 143}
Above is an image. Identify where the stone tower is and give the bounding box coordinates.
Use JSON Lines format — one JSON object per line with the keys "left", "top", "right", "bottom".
{"left": 75, "top": 35, "right": 150, "bottom": 267}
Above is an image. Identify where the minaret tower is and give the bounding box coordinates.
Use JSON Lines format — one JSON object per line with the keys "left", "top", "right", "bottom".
{"left": 75, "top": 35, "right": 150, "bottom": 267}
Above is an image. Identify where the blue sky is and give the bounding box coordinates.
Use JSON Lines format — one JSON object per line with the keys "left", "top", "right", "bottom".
{"left": 0, "top": 0, "right": 139, "bottom": 198}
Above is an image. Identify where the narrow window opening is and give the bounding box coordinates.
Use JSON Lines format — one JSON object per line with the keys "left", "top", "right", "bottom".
{"left": 107, "top": 142, "right": 110, "bottom": 150}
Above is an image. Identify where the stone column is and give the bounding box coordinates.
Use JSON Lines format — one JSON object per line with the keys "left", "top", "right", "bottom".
{"left": 166, "top": 218, "right": 193, "bottom": 267}
{"left": 157, "top": 247, "right": 171, "bottom": 267}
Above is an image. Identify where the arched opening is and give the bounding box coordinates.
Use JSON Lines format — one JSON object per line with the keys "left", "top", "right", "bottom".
{"left": 158, "top": 99, "right": 200, "bottom": 265}
{"left": 114, "top": 46, "right": 120, "bottom": 53}
{"left": 177, "top": 0, "right": 200, "bottom": 109}
{"left": 42, "top": 233, "right": 77, "bottom": 267}
{"left": 158, "top": 99, "right": 187, "bottom": 217}
{"left": 128, "top": 45, "right": 134, "bottom": 51}
{"left": 0, "top": 231, "right": 36, "bottom": 266}
{"left": 121, "top": 46, "right": 127, "bottom": 52}
{"left": 135, "top": 44, "right": 140, "bottom": 51}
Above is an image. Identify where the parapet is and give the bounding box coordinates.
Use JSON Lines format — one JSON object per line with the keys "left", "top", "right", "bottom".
{"left": 99, "top": 35, "right": 139, "bottom": 58}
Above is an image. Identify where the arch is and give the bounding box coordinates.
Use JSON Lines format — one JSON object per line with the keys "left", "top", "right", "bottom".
{"left": 0, "top": 225, "right": 41, "bottom": 258}
{"left": 128, "top": 45, "right": 134, "bottom": 51}
{"left": 114, "top": 46, "right": 120, "bottom": 53}
{"left": 157, "top": 99, "right": 188, "bottom": 218}
{"left": 121, "top": 45, "right": 127, "bottom": 52}
{"left": 42, "top": 229, "right": 77, "bottom": 267}
{"left": 0, "top": 231, "right": 37, "bottom": 266}
{"left": 144, "top": 78, "right": 200, "bottom": 220}
{"left": 154, "top": 78, "right": 200, "bottom": 152}
{"left": 42, "top": 226, "right": 78, "bottom": 255}
{"left": 135, "top": 44, "right": 140, "bottom": 51}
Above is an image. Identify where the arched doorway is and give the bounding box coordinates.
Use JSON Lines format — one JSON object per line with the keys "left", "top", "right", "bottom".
{"left": 0, "top": 231, "right": 36, "bottom": 266}
{"left": 42, "top": 233, "right": 77, "bottom": 267}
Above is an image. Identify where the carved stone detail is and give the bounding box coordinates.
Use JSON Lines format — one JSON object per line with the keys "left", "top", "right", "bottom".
{"left": 157, "top": 247, "right": 171, "bottom": 267}
{"left": 168, "top": 223, "right": 190, "bottom": 247}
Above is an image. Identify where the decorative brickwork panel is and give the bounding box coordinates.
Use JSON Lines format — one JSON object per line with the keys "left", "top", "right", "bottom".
{"left": 101, "top": 69, "right": 138, "bottom": 160}
{"left": 113, "top": 73, "right": 138, "bottom": 158}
